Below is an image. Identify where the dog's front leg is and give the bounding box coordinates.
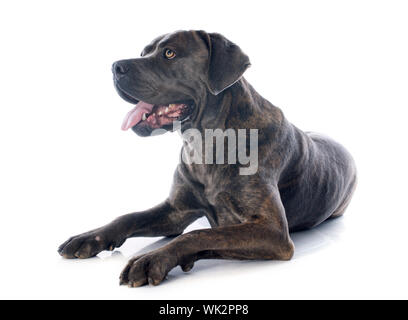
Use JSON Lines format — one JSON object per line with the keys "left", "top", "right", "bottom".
{"left": 119, "top": 190, "right": 294, "bottom": 287}
{"left": 58, "top": 201, "right": 203, "bottom": 259}
{"left": 120, "top": 222, "right": 294, "bottom": 287}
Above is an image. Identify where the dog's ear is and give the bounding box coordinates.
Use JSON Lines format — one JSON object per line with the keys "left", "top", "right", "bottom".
{"left": 199, "top": 32, "right": 251, "bottom": 95}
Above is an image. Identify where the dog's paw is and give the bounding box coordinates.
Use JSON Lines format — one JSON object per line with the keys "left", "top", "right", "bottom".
{"left": 119, "top": 250, "right": 179, "bottom": 287}
{"left": 58, "top": 228, "right": 120, "bottom": 259}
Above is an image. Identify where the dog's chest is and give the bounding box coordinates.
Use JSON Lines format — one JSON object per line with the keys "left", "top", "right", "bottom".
{"left": 188, "top": 163, "right": 228, "bottom": 201}
{"left": 187, "top": 164, "right": 247, "bottom": 226}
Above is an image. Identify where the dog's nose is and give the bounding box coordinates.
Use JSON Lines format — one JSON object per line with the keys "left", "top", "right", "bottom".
{"left": 112, "top": 61, "right": 129, "bottom": 79}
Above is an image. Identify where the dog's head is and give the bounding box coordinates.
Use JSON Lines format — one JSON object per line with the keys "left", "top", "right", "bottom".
{"left": 113, "top": 30, "right": 250, "bottom": 136}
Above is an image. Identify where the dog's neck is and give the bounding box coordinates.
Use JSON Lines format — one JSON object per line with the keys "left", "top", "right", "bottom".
{"left": 180, "top": 77, "right": 285, "bottom": 180}
{"left": 191, "top": 77, "right": 284, "bottom": 133}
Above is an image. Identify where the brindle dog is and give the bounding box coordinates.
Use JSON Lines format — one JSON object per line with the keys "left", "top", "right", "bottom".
{"left": 58, "top": 30, "right": 357, "bottom": 287}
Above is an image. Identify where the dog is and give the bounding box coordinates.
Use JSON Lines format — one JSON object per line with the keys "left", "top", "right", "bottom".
{"left": 58, "top": 30, "right": 357, "bottom": 287}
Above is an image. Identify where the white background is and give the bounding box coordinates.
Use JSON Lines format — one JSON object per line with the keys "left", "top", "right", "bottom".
{"left": 0, "top": 0, "right": 407, "bottom": 299}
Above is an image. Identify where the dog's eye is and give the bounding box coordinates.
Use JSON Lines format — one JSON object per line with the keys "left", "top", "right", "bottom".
{"left": 164, "top": 49, "right": 176, "bottom": 60}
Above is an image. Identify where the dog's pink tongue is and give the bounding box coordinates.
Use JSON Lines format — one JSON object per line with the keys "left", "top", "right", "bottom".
{"left": 121, "top": 101, "right": 154, "bottom": 131}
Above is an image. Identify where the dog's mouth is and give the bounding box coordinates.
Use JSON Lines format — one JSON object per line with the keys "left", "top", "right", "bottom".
{"left": 121, "top": 101, "right": 191, "bottom": 131}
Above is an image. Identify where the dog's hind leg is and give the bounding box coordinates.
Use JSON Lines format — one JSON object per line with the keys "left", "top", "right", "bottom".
{"left": 330, "top": 174, "right": 357, "bottom": 219}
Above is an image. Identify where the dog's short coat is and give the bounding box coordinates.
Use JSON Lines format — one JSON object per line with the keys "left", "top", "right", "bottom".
{"left": 58, "top": 30, "right": 357, "bottom": 287}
